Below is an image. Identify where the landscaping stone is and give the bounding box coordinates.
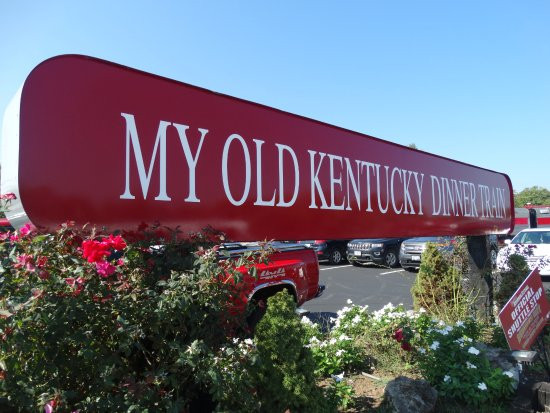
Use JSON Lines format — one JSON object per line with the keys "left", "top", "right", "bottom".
{"left": 384, "top": 376, "right": 437, "bottom": 413}
{"left": 477, "top": 342, "right": 520, "bottom": 389}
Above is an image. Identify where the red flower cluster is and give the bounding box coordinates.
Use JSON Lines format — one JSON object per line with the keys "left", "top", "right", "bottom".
{"left": 81, "top": 235, "right": 127, "bottom": 278}
{"left": 82, "top": 235, "right": 126, "bottom": 263}
{"left": 392, "top": 328, "right": 412, "bottom": 351}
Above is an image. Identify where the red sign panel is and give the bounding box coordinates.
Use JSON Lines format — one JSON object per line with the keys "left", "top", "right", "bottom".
{"left": 2, "top": 55, "right": 514, "bottom": 240}
{"left": 498, "top": 268, "right": 550, "bottom": 350}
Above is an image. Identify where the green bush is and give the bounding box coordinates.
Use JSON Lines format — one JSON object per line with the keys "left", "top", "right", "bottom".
{"left": 494, "top": 252, "right": 530, "bottom": 309}
{"left": 411, "top": 243, "right": 473, "bottom": 323}
{"left": 0, "top": 223, "right": 256, "bottom": 411}
{"left": 253, "top": 290, "right": 336, "bottom": 413}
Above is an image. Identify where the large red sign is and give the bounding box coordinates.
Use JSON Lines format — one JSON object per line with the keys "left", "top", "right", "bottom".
{"left": 498, "top": 268, "right": 550, "bottom": 350}
{"left": 2, "top": 55, "right": 514, "bottom": 240}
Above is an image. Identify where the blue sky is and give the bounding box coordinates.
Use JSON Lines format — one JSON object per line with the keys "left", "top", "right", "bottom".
{"left": 1, "top": 1, "right": 549, "bottom": 192}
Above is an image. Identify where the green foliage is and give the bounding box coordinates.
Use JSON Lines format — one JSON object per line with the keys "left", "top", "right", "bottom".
{"left": 411, "top": 243, "right": 473, "bottom": 323}
{"left": 494, "top": 251, "right": 530, "bottom": 309}
{"left": 514, "top": 186, "right": 550, "bottom": 207}
{"left": 304, "top": 304, "right": 369, "bottom": 376}
{"left": 253, "top": 290, "right": 336, "bottom": 413}
{"left": 411, "top": 315, "right": 514, "bottom": 408}
{"left": 0, "top": 223, "right": 257, "bottom": 411}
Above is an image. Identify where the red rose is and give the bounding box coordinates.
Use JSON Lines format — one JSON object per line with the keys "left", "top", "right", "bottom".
{"left": 392, "top": 328, "right": 404, "bottom": 343}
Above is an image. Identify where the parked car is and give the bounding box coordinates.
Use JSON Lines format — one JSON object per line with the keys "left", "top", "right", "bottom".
{"left": 347, "top": 238, "right": 407, "bottom": 268}
{"left": 496, "top": 228, "right": 550, "bottom": 276}
{"left": 400, "top": 235, "right": 499, "bottom": 272}
{"left": 297, "top": 240, "right": 350, "bottom": 265}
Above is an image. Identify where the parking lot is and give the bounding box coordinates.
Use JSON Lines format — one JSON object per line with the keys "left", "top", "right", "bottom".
{"left": 301, "top": 262, "right": 417, "bottom": 315}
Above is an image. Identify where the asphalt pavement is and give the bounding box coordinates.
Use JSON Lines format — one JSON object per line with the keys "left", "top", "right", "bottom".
{"left": 301, "top": 262, "right": 417, "bottom": 317}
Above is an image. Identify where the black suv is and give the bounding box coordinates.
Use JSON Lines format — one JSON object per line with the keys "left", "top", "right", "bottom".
{"left": 347, "top": 238, "right": 407, "bottom": 268}
{"left": 297, "top": 240, "right": 350, "bottom": 265}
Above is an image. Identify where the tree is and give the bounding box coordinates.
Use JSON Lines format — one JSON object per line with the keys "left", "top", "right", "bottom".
{"left": 514, "top": 186, "right": 550, "bottom": 207}
{"left": 408, "top": 143, "right": 418, "bottom": 149}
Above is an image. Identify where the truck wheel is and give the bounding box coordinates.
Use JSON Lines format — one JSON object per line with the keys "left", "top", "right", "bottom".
{"left": 328, "top": 248, "right": 344, "bottom": 265}
{"left": 384, "top": 250, "right": 399, "bottom": 268}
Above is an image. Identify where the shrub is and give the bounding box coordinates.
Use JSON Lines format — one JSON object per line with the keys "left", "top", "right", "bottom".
{"left": 304, "top": 302, "right": 370, "bottom": 376}
{"left": 252, "top": 290, "right": 336, "bottom": 413}
{"left": 494, "top": 250, "right": 530, "bottom": 309}
{"left": 0, "top": 223, "right": 257, "bottom": 411}
{"left": 411, "top": 243, "right": 473, "bottom": 323}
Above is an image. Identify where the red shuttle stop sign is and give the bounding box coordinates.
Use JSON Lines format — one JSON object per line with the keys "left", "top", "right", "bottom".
{"left": 498, "top": 268, "right": 550, "bottom": 351}
{"left": 2, "top": 55, "right": 514, "bottom": 240}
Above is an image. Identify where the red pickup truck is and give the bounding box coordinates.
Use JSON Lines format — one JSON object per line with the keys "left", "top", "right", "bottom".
{"left": 218, "top": 242, "right": 325, "bottom": 324}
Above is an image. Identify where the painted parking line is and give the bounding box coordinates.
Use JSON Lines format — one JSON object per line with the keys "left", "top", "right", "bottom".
{"left": 320, "top": 265, "right": 353, "bottom": 271}
{"left": 379, "top": 269, "right": 405, "bottom": 275}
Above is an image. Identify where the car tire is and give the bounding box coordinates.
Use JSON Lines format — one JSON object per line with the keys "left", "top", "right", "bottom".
{"left": 328, "top": 248, "right": 344, "bottom": 265}
{"left": 384, "top": 249, "right": 399, "bottom": 268}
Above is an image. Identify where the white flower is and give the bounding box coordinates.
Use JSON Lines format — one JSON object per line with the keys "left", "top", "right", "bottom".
{"left": 419, "top": 307, "right": 426, "bottom": 313}
{"left": 352, "top": 315, "right": 361, "bottom": 324}
{"left": 418, "top": 347, "right": 427, "bottom": 354}
{"left": 443, "top": 375, "right": 451, "bottom": 383}
{"left": 329, "top": 338, "right": 337, "bottom": 345}
{"left": 335, "top": 349, "right": 345, "bottom": 357}
{"left": 347, "top": 299, "right": 353, "bottom": 304}
{"left": 309, "top": 336, "right": 320, "bottom": 345}
{"left": 466, "top": 361, "right": 477, "bottom": 369}
{"left": 478, "top": 382, "right": 487, "bottom": 391}
{"left": 503, "top": 370, "right": 514, "bottom": 378}
{"left": 455, "top": 321, "right": 464, "bottom": 327}
{"left": 244, "top": 338, "right": 254, "bottom": 346}
{"left": 301, "top": 316, "right": 312, "bottom": 325}
{"left": 339, "top": 334, "right": 351, "bottom": 341}
{"left": 430, "top": 341, "right": 440, "bottom": 351}
{"left": 331, "top": 372, "right": 345, "bottom": 383}
{"left": 468, "top": 346, "right": 480, "bottom": 356}
{"left": 232, "top": 338, "right": 240, "bottom": 344}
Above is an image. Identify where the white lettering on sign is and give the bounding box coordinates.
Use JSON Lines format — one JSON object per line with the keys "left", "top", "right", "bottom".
{"left": 120, "top": 113, "right": 208, "bottom": 202}
{"left": 222, "top": 134, "right": 251, "bottom": 206}
{"left": 118, "top": 113, "right": 510, "bottom": 224}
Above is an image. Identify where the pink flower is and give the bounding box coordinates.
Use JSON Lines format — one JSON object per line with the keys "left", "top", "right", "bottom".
{"left": 19, "top": 223, "right": 33, "bottom": 237}
{"left": 14, "top": 254, "right": 35, "bottom": 271}
{"left": 9, "top": 233, "right": 19, "bottom": 242}
{"left": 0, "top": 193, "right": 16, "bottom": 200}
{"left": 96, "top": 260, "right": 116, "bottom": 278}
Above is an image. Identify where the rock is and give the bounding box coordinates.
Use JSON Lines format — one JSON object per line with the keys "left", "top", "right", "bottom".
{"left": 477, "top": 342, "right": 520, "bottom": 389}
{"left": 532, "top": 382, "right": 550, "bottom": 412}
{"left": 384, "top": 376, "right": 437, "bottom": 413}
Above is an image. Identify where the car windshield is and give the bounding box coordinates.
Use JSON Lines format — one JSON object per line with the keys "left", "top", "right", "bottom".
{"left": 512, "top": 230, "right": 550, "bottom": 245}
